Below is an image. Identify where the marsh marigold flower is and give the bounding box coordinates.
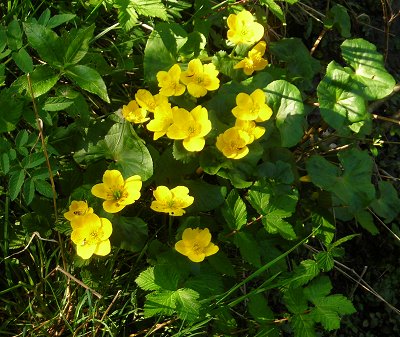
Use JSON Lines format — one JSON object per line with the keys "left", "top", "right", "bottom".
{"left": 135, "top": 89, "right": 169, "bottom": 113}
{"left": 216, "top": 127, "right": 251, "bottom": 160}
{"left": 157, "top": 64, "right": 186, "bottom": 97}
{"left": 227, "top": 10, "right": 264, "bottom": 45}
{"left": 64, "top": 200, "right": 94, "bottom": 222}
{"left": 175, "top": 227, "right": 219, "bottom": 262}
{"left": 167, "top": 105, "right": 212, "bottom": 152}
{"left": 91, "top": 170, "right": 142, "bottom": 213}
{"left": 232, "top": 89, "right": 273, "bottom": 122}
{"left": 122, "top": 100, "right": 149, "bottom": 124}
{"left": 70, "top": 213, "right": 112, "bottom": 259}
{"left": 146, "top": 102, "right": 174, "bottom": 140}
{"left": 150, "top": 186, "right": 194, "bottom": 216}
{"left": 234, "top": 119, "right": 265, "bottom": 144}
{"left": 180, "top": 59, "right": 219, "bottom": 98}
{"left": 234, "top": 41, "right": 268, "bottom": 75}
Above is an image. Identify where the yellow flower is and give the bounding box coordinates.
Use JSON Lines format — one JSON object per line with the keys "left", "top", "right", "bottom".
{"left": 91, "top": 170, "right": 142, "bottom": 213}
{"left": 167, "top": 105, "right": 212, "bottom": 152}
{"left": 231, "top": 89, "right": 273, "bottom": 122}
{"left": 135, "top": 89, "right": 169, "bottom": 113}
{"left": 180, "top": 59, "right": 219, "bottom": 98}
{"left": 70, "top": 213, "right": 112, "bottom": 259}
{"left": 227, "top": 10, "right": 264, "bottom": 45}
{"left": 64, "top": 200, "right": 93, "bottom": 222}
{"left": 175, "top": 227, "right": 219, "bottom": 262}
{"left": 216, "top": 127, "right": 251, "bottom": 160}
{"left": 150, "top": 186, "right": 194, "bottom": 216}
{"left": 157, "top": 64, "right": 186, "bottom": 97}
{"left": 234, "top": 41, "right": 269, "bottom": 75}
{"left": 146, "top": 102, "right": 174, "bottom": 140}
{"left": 122, "top": 100, "right": 149, "bottom": 124}
{"left": 234, "top": 119, "right": 265, "bottom": 144}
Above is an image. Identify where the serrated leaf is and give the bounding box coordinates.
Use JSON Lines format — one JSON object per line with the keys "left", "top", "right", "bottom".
{"left": 317, "top": 61, "right": 367, "bottom": 130}
{"left": 0, "top": 88, "right": 23, "bottom": 133}
{"left": 9, "top": 169, "right": 25, "bottom": 200}
{"left": 7, "top": 20, "right": 23, "bottom": 51}
{"left": 287, "top": 260, "right": 320, "bottom": 289}
{"left": 34, "top": 179, "right": 54, "bottom": 198}
{"left": 284, "top": 287, "right": 308, "bottom": 314}
{"left": 43, "top": 97, "right": 74, "bottom": 111}
{"left": 341, "top": 38, "right": 396, "bottom": 100}
{"left": 291, "top": 314, "right": 316, "bottom": 337}
{"left": 132, "top": 0, "right": 168, "bottom": 20}
{"left": 185, "top": 272, "right": 223, "bottom": 298}
{"left": 262, "top": 216, "right": 296, "bottom": 240}
{"left": 12, "top": 65, "right": 60, "bottom": 98}
{"left": 306, "top": 148, "right": 375, "bottom": 213}
{"left": 12, "top": 48, "right": 33, "bottom": 73}
{"left": 260, "top": 0, "right": 285, "bottom": 22}
{"left": 114, "top": 0, "right": 139, "bottom": 30}
{"left": 266, "top": 80, "right": 306, "bottom": 147}
{"left": 15, "top": 130, "right": 28, "bottom": 148}
{"left": 111, "top": 216, "right": 148, "bottom": 252}
{"left": 174, "top": 288, "right": 200, "bottom": 321}
{"left": 248, "top": 293, "right": 275, "bottom": 325}
{"left": 315, "top": 252, "right": 334, "bottom": 271}
{"left": 65, "top": 64, "right": 109, "bottom": 102}
{"left": 22, "top": 152, "right": 46, "bottom": 169}
{"left": 135, "top": 267, "right": 161, "bottom": 291}
{"left": 144, "top": 290, "right": 176, "bottom": 317}
{"left": 371, "top": 181, "right": 400, "bottom": 223}
{"left": 23, "top": 22, "right": 63, "bottom": 65}
{"left": 0, "top": 153, "right": 10, "bottom": 174}
{"left": 233, "top": 231, "right": 261, "bottom": 267}
{"left": 63, "top": 24, "right": 95, "bottom": 65}
{"left": 221, "top": 189, "right": 247, "bottom": 230}
{"left": 304, "top": 276, "right": 333, "bottom": 300}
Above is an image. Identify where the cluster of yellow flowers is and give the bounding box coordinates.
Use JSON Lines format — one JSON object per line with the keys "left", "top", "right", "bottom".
{"left": 64, "top": 170, "right": 218, "bottom": 262}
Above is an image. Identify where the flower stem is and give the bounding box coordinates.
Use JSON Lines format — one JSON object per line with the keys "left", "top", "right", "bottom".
{"left": 168, "top": 215, "right": 174, "bottom": 242}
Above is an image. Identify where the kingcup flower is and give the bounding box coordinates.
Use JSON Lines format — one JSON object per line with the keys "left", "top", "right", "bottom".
{"left": 232, "top": 89, "right": 273, "bottom": 122}
{"left": 135, "top": 89, "right": 169, "bottom": 113}
{"left": 70, "top": 213, "right": 112, "bottom": 259}
{"left": 167, "top": 105, "right": 212, "bottom": 152}
{"left": 227, "top": 10, "right": 264, "bottom": 45}
{"left": 175, "top": 227, "right": 219, "bottom": 262}
{"left": 150, "top": 186, "right": 194, "bottom": 216}
{"left": 180, "top": 59, "right": 219, "bottom": 98}
{"left": 146, "top": 102, "right": 174, "bottom": 140}
{"left": 216, "top": 127, "right": 251, "bottom": 160}
{"left": 234, "top": 41, "right": 268, "bottom": 75}
{"left": 91, "top": 170, "right": 142, "bottom": 213}
{"left": 122, "top": 100, "right": 149, "bottom": 124}
{"left": 234, "top": 119, "right": 265, "bottom": 144}
{"left": 64, "top": 200, "right": 93, "bottom": 222}
{"left": 157, "top": 64, "right": 186, "bottom": 97}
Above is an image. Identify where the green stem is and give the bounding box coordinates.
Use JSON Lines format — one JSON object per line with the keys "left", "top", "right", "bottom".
{"left": 168, "top": 215, "right": 174, "bottom": 243}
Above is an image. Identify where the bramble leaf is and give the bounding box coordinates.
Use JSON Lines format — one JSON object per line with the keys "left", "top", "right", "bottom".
{"left": 371, "top": 181, "right": 400, "bottom": 223}
{"left": 221, "top": 189, "right": 247, "bottom": 230}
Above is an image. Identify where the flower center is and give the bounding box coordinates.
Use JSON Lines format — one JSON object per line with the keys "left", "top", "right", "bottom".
{"left": 192, "top": 242, "right": 203, "bottom": 254}
{"left": 113, "top": 190, "right": 123, "bottom": 200}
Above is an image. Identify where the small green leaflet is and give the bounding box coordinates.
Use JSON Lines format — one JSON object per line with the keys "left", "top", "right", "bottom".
{"left": 221, "top": 189, "right": 247, "bottom": 230}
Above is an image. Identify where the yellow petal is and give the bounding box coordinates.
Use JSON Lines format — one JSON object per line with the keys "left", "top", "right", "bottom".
{"left": 100, "top": 218, "right": 113, "bottom": 240}
{"left": 187, "top": 83, "right": 208, "bottom": 98}
{"left": 195, "top": 228, "right": 212, "bottom": 247}
{"left": 103, "top": 200, "right": 124, "bottom": 213}
{"left": 103, "top": 170, "right": 124, "bottom": 188}
{"left": 183, "top": 137, "right": 205, "bottom": 152}
{"left": 204, "top": 242, "right": 219, "bottom": 257}
{"left": 256, "top": 105, "right": 273, "bottom": 122}
{"left": 250, "top": 89, "right": 266, "bottom": 105}
{"left": 153, "top": 186, "right": 173, "bottom": 203}
{"left": 76, "top": 244, "right": 96, "bottom": 259}
{"left": 182, "top": 227, "right": 200, "bottom": 241}
{"left": 236, "top": 92, "right": 252, "bottom": 108}
{"left": 94, "top": 240, "right": 111, "bottom": 256}
{"left": 91, "top": 183, "right": 111, "bottom": 200}
{"left": 175, "top": 240, "right": 189, "bottom": 255}
{"left": 187, "top": 252, "right": 206, "bottom": 263}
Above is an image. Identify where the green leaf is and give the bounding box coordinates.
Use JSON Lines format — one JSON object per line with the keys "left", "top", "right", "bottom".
{"left": 0, "top": 153, "right": 10, "bottom": 174}
{"left": 303, "top": 276, "right": 332, "bottom": 300}
{"left": 65, "top": 64, "right": 110, "bottom": 102}
{"left": 371, "top": 181, "right": 400, "bottom": 223}
{"left": 291, "top": 314, "right": 316, "bottom": 337}
{"left": 114, "top": 0, "right": 139, "bottom": 30}
{"left": 355, "top": 209, "right": 378, "bottom": 235}
{"left": 208, "top": 251, "right": 236, "bottom": 277}
{"left": 248, "top": 293, "right": 276, "bottom": 325}
{"left": 324, "top": 4, "right": 351, "bottom": 38}
{"left": 23, "top": 178, "right": 35, "bottom": 205}
{"left": 233, "top": 231, "right": 261, "bottom": 267}
{"left": 0, "top": 88, "right": 23, "bottom": 133}
{"left": 184, "top": 180, "right": 227, "bottom": 213}
{"left": 38, "top": 9, "right": 51, "bottom": 26}
{"left": 256, "top": 160, "right": 295, "bottom": 184}
{"left": 7, "top": 20, "right": 23, "bottom": 51}
{"left": 111, "top": 216, "right": 148, "bottom": 252}
{"left": 262, "top": 216, "right": 297, "bottom": 240}
{"left": 341, "top": 38, "right": 396, "bottom": 100}
{"left": 132, "top": 0, "right": 168, "bottom": 20}
{"left": 144, "top": 22, "right": 188, "bottom": 85}
{"left": 269, "top": 38, "right": 320, "bottom": 89}
{"left": 144, "top": 290, "right": 176, "bottom": 317}
{"left": 284, "top": 287, "right": 308, "bottom": 314}
{"left": 135, "top": 267, "right": 162, "bottom": 291}
{"left": 185, "top": 272, "right": 224, "bottom": 298}
{"left": 260, "top": 0, "right": 285, "bottom": 22}
{"left": 221, "top": 189, "right": 247, "bottom": 230}
{"left": 34, "top": 179, "right": 54, "bottom": 198}
{"left": 15, "top": 130, "right": 28, "bottom": 148}
{"left": 22, "top": 152, "right": 46, "bottom": 169}
{"left": 23, "top": 22, "right": 63, "bottom": 65}
{"left": 174, "top": 288, "right": 200, "bottom": 321}
{"left": 12, "top": 65, "right": 60, "bottom": 98}
{"left": 43, "top": 97, "right": 74, "bottom": 111}
{"left": 9, "top": 169, "right": 25, "bottom": 200}
{"left": 63, "top": 24, "right": 95, "bottom": 65}
{"left": 286, "top": 260, "right": 320, "bottom": 289}
{"left": 306, "top": 148, "right": 375, "bottom": 213}
{"left": 12, "top": 48, "right": 33, "bottom": 73}
{"left": 46, "top": 14, "right": 77, "bottom": 29}
{"left": 315, "top": 252, "right": 334, "bottom": 271}
{"left": 266, "top": 80, "right": 306, "bottom": 147}
{"left": 317, "top": 61, "right": 367, "bottom": 130}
